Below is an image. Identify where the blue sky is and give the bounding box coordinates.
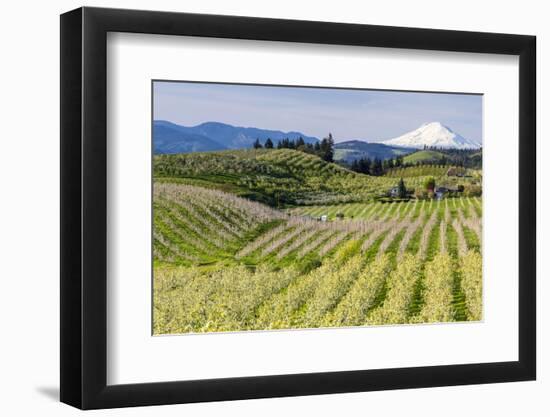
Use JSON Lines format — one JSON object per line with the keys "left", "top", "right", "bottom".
{"left": 153, "top": 81, "right": 482, "bottom": 144}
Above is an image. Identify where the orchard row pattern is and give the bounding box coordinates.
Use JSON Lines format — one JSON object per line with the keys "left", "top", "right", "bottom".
{"left": 154, "top": 149, "right": 475, "bottom": 206}
{"left": 153, "top": 182, "right": 482, "bottom": 334}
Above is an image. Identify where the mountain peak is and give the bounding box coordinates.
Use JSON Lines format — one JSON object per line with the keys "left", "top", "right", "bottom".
{"left": 420, "top": 121, "right": 450, "bottom": 131}
{"left": 382, "top": 122, "right": 480, "bottom": 150}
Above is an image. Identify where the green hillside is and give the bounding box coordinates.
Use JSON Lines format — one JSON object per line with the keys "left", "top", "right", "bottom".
{"left": 385, "top": 165, "right": 450, "bottom": 178}
{"left": 154, "top": 148, "right": 429, "bottom": 207}
{"left": 333, "top": 140, "right": 413, "bottom": 162}
{"left": 403, "top": 150, "right": 446, "bottom": 164}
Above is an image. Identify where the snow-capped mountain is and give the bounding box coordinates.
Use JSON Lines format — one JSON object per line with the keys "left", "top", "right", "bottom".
{"left": 381, "top": 122, "right": 481, "bottom": 150}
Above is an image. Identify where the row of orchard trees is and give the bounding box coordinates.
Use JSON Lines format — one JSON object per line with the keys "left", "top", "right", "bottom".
{"left": 154, "top": 193, "right": 483, "bottom": 333}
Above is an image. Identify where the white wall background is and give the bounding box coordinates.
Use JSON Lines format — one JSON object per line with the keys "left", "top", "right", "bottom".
{"left": 0, "top": 0, "right": 545, "bottom": 415}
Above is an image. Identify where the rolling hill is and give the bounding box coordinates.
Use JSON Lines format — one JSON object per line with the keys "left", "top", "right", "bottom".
{"left": 153, "top": 148, "right": 423, "bottom": 206}
{"left": 403, "top": 150, "right": 447, "bottom": 164}
{"left": 334, "top": 140, "right": 414, "bottom": 162}
{"left": 402, "top": 148, "right": 482, "bottom": 169}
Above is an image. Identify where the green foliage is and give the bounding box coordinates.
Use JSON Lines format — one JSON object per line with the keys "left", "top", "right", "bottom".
{"left": 153, "top": 167, "right": 483, "bottom": 334}
{"left": 424, "top": 176, "right": 436, "bottom": 191}
{"left": 367, "top": 254, "right": 422, "bottom": 325}
{"left": 154, "top": 148, "right": 427, "bottom": 207}
{"left": 403, "top": 150, "right": 446, "bottom": 164}
{"left": 414, "top": 253, "right": 455, "bottom": 323}
{"left": 464, "top": 184, "right": 482, "bottom": 197}
{"left": 402, "top": 148, "right": 482, "bottom": 169}
{"left": 397, "top": 178, "right": 407, "bottom": 198}
{"left": 385, "top": 165, "right": 449, "bottom": 178}
{"left": 461, "top": 250, "right": 483, "bottom": 321}
{"left": 319, "top": 133, "right": 335, "bottom": 162}
{"left": 270, "top": 133, "right": 334, "bottom": 162}
{"left": 350, "top": 157, "right": 371, "bottom": 174}
{"left": 414, "top": 188, "right": 429, "bottom": 200}
{"left": 253, "top": 138, "right": 262, "bottom": 149}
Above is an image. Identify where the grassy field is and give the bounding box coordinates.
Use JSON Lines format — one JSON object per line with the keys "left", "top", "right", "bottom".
{"left": 403, "top": 150, "right": 447, "bottom": 164}
{"left": 153, "top": 177, "right": 482, "bottom": 334}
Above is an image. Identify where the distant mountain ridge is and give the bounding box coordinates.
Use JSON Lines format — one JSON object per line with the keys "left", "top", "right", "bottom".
{"left": 154, "top": 120, "right": 480, "bottom": 156}
{"left": 154, "top": 121, "right": 228, "bottom": 153}
{"left": 154, "top": 120, "right": 319, "bottom": 154}
{"left": 381, "top": 122, "right": 481, "bottom": 150}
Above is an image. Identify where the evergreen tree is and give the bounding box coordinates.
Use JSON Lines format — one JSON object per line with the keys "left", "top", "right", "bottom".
{"left": 320, "top": 133, "right": 335, "bottom": 162}
{"left": 327, "top": 133, "right": 335, "bottom": 162}
{"left": 288, "top": 138, "right": 296, "bottom": 149}
{"left": 397, "top": 178, "right": 407, "bottom": 198}
{"left": 362, "top": 158, "right": 372, "bottom": 175}
{"left": 372, "top": 158, "right": 383, "bottom": 176}
{"left": 303, "top": 143, "right": 315, "bottom": 154}
{"left": 253, "top": 138, "right": 262, "bottom": 149}
{"left": 353, "top": 157, "right": 371, "bottom": 175}
{"left": 265, "top": 138, "right": 274, "bottom": 149}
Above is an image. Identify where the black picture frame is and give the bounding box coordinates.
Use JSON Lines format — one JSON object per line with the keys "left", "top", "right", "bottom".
{"left": 60, "top": 6, "right": 536, "bottom": 410}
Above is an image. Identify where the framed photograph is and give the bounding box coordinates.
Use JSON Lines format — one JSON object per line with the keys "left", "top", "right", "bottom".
{"left": 60, "top": 7, "right": 536, "bottom": 409}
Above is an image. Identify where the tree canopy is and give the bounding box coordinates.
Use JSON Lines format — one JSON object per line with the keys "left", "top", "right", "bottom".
{"left": 253, "top": 134, "right": 335, "bottom": 163}
{"left": 397, "top": 178, "right": 407, "bottom": 198}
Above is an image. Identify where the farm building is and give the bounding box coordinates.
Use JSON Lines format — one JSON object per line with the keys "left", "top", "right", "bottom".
{"left": 435, "top": 186, "right": 449, "bottom": 200}
{"left": 435, "top": 185, "right": 462, "bottom": 199}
